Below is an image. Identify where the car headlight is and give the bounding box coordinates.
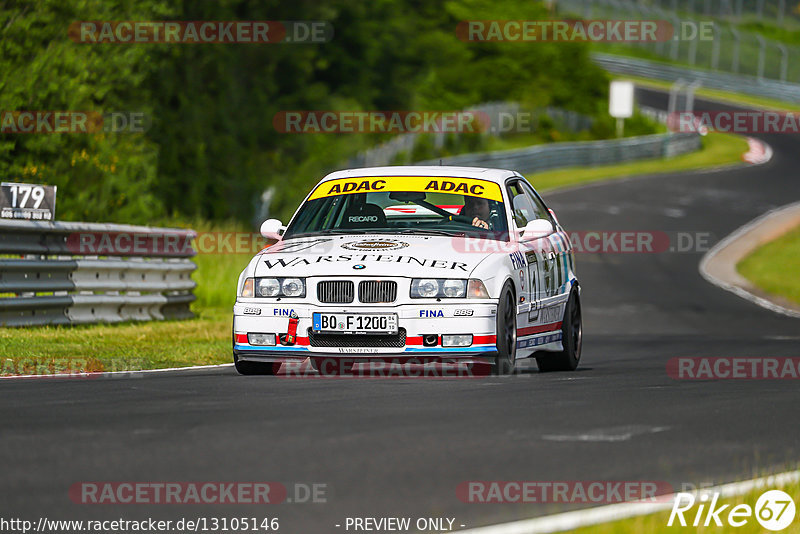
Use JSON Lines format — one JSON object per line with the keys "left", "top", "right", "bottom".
{"left": 244, "top": 277, "right": 306, "bottom": 298}
{"left": 412, "top": 279, "right": 441, "bottom": 298}
{"left": 281, "top": 278, "right": 305, "bottom": 297}
{"left": 442, "top": 279, "right": 466, "bottom": 298}
{"left": 411, "top": 279, "right": 467, "bottom": 298}
{"left": 257, "top": 278, "right": 281, "bottom": 297}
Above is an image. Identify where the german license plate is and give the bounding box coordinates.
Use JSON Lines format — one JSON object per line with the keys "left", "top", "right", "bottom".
{"left": 312, "top": 313, "right": 398, "bottom": 334}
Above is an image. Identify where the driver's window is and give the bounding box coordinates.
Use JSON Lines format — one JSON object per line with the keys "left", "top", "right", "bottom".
{"left": 520, "top": 181, "right": 551, "bottom": 222}
{"left": 507, "top": 181, "right": 535, "bottom": 228}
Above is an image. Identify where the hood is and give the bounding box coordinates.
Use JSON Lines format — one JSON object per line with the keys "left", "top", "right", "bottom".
{"left": 253, "top": 234, "right": 496, "bottom": 278}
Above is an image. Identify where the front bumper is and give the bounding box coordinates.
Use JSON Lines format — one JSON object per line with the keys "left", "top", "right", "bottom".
{"left": 232, "top": 302, "right": 498, "bottom": 362}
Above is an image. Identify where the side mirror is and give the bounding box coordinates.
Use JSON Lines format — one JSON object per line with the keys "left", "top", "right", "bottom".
{"left": 260, "top": 219, "right": 286, "bottom": 240}
{"left": 519, "top": 219, "right": 554, "bottom": 241}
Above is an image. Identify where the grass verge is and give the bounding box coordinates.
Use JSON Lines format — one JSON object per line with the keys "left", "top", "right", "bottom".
{"left": 528, "top": 132, "right": 749, "bottom": 192}
{"left": 737, "top": 224, "right": 800, "bottom": 306}
{"left": 0, "top": 308, "right": 232, "bottom": 373}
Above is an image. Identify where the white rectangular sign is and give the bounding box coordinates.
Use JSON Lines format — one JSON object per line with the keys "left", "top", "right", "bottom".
{"left": 609, "top": 81, "right": 635, "bottom": 119}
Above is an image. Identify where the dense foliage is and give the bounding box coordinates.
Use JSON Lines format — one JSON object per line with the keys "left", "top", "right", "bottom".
{"left": 1, "top": 0, "right": 613, "bottom": 224}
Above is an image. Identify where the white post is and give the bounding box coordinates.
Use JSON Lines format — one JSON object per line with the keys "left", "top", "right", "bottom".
{"left": 686, "top": 80, "right": 702, "bottom": 113}
{"left": 668, "top": 78, "right": 686, "bottom": 117}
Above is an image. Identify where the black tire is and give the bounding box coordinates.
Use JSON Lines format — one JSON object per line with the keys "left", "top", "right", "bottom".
{"left": 536, "top": 289, "right": 582, "bottom": 372}
{"left": 493, "top": 281, "right": 517, "bottom": 375}
{"left": 233, "top": 354, "right": 278, "bottom": 375}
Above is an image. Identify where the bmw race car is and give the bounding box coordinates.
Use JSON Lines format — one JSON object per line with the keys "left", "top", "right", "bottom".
{"left": 232, "top": 166, "right": 581, "bottom": 375}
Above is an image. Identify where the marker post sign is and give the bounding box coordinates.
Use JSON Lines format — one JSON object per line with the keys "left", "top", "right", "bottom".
{"left": 0, "top": 182, "right": 57, "bottom": 220}
{"left": 609, "top": 80, "right": 634, "bottom": 138}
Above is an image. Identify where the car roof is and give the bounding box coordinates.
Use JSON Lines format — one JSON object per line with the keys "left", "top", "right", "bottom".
{"left": 320, "top": 166, "right": 519, "bottom": 185}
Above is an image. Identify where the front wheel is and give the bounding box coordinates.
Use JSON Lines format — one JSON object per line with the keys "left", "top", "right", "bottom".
{"left": 536, "top": 289, "right": 582, "bottom": 372}
{"left": 493, "top": 282, "right": 517, "bottom": 375}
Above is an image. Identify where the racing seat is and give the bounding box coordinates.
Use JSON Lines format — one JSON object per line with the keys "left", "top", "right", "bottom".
{"left": 340, "top": 203, "right": 387, "bottom": 228}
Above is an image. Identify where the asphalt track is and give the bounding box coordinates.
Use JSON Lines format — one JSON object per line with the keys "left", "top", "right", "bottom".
{"left": 1, "top": 89, "right": 799, "bottom": 533}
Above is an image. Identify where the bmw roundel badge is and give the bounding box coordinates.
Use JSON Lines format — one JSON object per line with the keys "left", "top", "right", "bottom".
{"left": 353, "top": 264, "right": 366, "bottom": 270}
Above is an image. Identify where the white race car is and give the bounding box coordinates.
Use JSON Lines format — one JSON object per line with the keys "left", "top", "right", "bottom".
{"left": 232, "top": 166, "right": 581, "bottom": 375}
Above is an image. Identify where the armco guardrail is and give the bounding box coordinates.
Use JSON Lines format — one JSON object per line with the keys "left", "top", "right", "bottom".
{"left": 0, "top": 220, "right": 197, "bottom": 327}
{"left": 593, "top": 53, "right": 800, "bottom": 104}
{"left": 415, "top": 132, "right": 701, "bottom": 172}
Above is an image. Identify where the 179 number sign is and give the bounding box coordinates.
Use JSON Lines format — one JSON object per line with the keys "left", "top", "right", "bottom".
{"left": 0, "top": 182, "right": 57, "bottom": 220}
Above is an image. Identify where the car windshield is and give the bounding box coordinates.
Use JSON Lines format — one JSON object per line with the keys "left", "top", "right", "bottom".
{"left": 283, "top": 176, "right": 509, "bottom": 241}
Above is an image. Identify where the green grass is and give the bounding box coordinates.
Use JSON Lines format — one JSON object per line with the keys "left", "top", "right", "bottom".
{"left": 0, "top": 309, "right": 232, "bottom": 374}
{"left": 0, "top": 128, "right": 752, "bottom": 375}
{"left": 528, "top": 132, "right": 749, "bottom": 192}
{"left": 737, "top": 225, "right": 800, "bottom": 306}
{"left": 569, "top": 479, "right": 800, "bottom": 534}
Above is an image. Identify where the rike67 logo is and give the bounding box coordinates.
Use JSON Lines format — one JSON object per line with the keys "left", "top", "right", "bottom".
{"left": 669, "top": 490, "right": 796, "bottom": 531}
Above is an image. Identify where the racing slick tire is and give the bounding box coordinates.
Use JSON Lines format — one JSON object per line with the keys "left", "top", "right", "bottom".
{"left": 233, "top": 354, "right": 278, "bottom": 375}
{"left": 493, "top": 281, "right": 517, "bottom": 375}
{"left": 536, "top": 289, "right": 582, "bottom": 372}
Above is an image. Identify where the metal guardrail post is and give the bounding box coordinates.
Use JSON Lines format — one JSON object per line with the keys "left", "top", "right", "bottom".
{"left": 669, "top": 78, "right": 687, "bottom": 117}
{"left": 670, "top": 14, "right": 682, "bottom": 60}
{"left": 689, "top": 27, "right": 699, "bottom": 66}
{"left": 730, "top": 27, "right": 741, "bottom": 74}
{"left": 686, "top": 80, "right": 702, "bottom": 113}
{"left": 756, "top": 34, "right": 766, "bottom": 81}
{"left": 777, "top": 43, "right": 789, "bottom": 82}
{"left": 711, "top": 24, "right": 721, "bottom": 70}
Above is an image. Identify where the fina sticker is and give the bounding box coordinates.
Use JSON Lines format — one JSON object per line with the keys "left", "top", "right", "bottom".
{"left": 307, "top": 176, "right": 503, "bottom": 202}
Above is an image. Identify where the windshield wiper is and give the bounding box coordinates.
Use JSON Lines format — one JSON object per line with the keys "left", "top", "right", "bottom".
{"left": 317, "top": 229, "right": 370, "bottom": 235}
{"left": 394, "top": 228, "right": 467, "bottom": 237}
